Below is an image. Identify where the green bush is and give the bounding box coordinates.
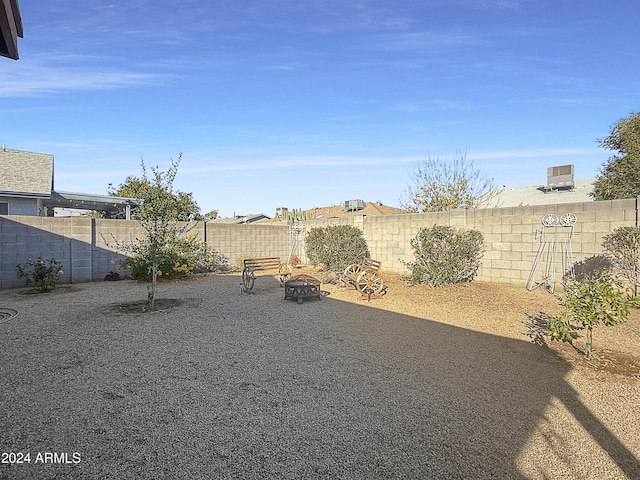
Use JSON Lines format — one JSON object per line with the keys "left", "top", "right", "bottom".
{"left": 122, "top": 233, "right": 218, "bottom": 281}
{"left": 16, "top": 257, "right": 64, "bottom": 293}
{"left": 602, "top": 226, "right": 640, "bottom": 295}
{"left": 405, "top": 225, "right": 484, "bottom": 286}
{"left": 305, "top": 225, "right": 368, "bottom": 272}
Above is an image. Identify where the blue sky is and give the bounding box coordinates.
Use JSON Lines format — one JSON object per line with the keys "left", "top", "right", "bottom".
{"left": 2, "top": 1, "right": 639, "bottom": 218}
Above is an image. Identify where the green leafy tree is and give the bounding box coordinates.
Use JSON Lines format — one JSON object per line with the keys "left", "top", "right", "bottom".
{"left": 592, "top": 111, "right": 640, "bottom": 200}
{"left": 108, "top": 157, "right": 203, "bottom": 221}
{"left": 204, "top": 210, "right": 219, "bottom": 220}
{"left": 400, "top": 153, "right": 497, "bottom": 212}
{"left": 105, "top": 154, "right": 198, "bottom": 309}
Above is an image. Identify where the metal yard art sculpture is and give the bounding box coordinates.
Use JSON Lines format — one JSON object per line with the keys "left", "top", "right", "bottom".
{"left": 526, "top": 213, "right": 577, "bottom": 293}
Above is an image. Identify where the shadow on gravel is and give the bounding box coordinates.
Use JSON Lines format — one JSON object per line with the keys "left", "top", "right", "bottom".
{"left": 0, "top": 274, "right": 638, "bottom": 479}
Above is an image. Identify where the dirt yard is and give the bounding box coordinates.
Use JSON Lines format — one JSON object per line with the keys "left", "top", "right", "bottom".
{"left": 311, "top": 266, "right": 640, "bottom": 380}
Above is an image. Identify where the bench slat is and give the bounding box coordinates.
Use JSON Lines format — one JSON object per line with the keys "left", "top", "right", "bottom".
{"left": 362, "top": 258, "right": 381, "bottom": 271}
{"left": 244, "top": 257, "right": 282, "bottom": 271}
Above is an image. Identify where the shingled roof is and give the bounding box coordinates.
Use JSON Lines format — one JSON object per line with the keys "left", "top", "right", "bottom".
{"left": 0, "top": 147, "right": 54, "bottom": 198}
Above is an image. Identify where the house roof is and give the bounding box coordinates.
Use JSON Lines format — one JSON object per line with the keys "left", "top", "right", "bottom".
{"left": 490, "top": 179, "right": 595, "bottom": 208}
{"left": 213, "top": 213, "right": 272, "bottom": 224}
{"left": 0, "top": 147, "right": 54, "bottom": 198}
{"left": 1, "top": 0, "right": 23, "bottom": 60}
{"left": 303, "top": 201, "right": 405, "bottom": 219}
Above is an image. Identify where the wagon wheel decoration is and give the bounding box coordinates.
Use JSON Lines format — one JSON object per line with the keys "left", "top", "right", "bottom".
{"left": 356, "top": 269, "right": 384, "bottom": 297}
{"left": 242, "top": 269, "right": 255, "bottom": 292}
{"left": 342, "top": 263, "right": 363, "bottom": 288}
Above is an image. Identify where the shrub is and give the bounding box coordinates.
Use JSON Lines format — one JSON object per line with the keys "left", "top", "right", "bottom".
{"left": 602, "top": 226, "right": 640, "bottom": 295}
{"left": 16, "top": 257, "right": 64, "bottom": 293}
{"left": 405, "top": 225, "right": 484, "bottom": 286}
{"left": 122, "top": 233, "right": 218, "bottom": 281}
{"left": 305, "top": 225, "right": 368, "bottom": 272}
{"left": 546, "top": 270, "right": 638, "bottom": 358}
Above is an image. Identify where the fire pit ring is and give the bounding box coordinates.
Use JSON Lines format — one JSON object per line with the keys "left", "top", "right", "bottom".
{"left": 0, "top": 308, "right": 18, "bottom": 325}
{"left": 284, "top": 274, "right": 321, "bottom": 304}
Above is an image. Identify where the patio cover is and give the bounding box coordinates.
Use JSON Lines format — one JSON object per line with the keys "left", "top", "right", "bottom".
{"left": 0, "top": 0, "right": 22, "bottom": 60}
{"left": 45, "top": 191, "right": 142, "bottom": 219}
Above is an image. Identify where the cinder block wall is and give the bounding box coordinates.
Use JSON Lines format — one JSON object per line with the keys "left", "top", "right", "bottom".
{"left": 1, "top": 198, "right": 638, "bottom": 289}
{"left": 300, "top": 199, "right": 638, "bottom": 286}
{"left": 0, "top": 216, "right": 94, "bottom": 289}
{"left": 0, "top": 216, "right": 292, "bottom": 289}
{"left": 206, "top": 223, "right": 292, "bottom": 269}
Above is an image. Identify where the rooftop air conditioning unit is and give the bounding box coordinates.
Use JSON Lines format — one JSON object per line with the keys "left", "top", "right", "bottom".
{"left": 344, "top": 199, "right": 366, "bottom": 211}
{"left": 545, "top": 164, "right": 575, "bottom": 191}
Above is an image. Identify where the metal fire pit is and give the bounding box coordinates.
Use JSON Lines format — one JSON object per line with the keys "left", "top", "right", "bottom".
{"left": 284, "top": 274, "right": 321, "bottom": 304}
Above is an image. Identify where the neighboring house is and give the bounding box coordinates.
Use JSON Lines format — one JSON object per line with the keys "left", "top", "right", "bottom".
{"left": 213, "top": 213, "right": 272, "bottom": 224}
{"left": 301, "top": 200, "right": 405, "bottom": 219}
{"left": 1, "top": 0, "right": 23, "bottom": 60}
{"left": 0, "top": 147, "right": 53, "bottom": 215}
{"left": 490, "top": 179, "right": 595, "bottom": 208}
{"left": 0, "top": 147, "right": 140, "bottom": 218}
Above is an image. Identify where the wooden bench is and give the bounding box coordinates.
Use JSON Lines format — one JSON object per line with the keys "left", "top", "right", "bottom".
{"left": 242, "top": 257, "right": 291, "bottom": 293}
{"left": 341, "top": 257, "right": 385, "bottom": 300}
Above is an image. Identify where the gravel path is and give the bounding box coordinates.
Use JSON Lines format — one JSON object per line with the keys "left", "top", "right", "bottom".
{"left": 0, "top": 274, "right": 639, "bottom": 479}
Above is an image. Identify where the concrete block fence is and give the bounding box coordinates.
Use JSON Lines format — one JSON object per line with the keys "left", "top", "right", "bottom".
{"left": 1, "top": 197, "right": 637, "bottom": 289}
{"left": 0, "top": 216, "right": 291, "bottom": 289}
{"left": 298, "top": 198, "right": 639, "bottom": 287}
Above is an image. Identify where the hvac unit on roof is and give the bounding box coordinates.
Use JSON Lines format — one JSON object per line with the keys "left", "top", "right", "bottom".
{"left": 344, "top": 199, "right": 366, "bottom": 211}
{"left": 544, "top": 164, "right": 575, "bottom": 192}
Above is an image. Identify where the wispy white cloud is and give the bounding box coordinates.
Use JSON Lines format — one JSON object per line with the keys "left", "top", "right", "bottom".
{"left": 381, "top": 30, "right": 490, "bottom": 53}
{"left": 0, "top": 56, "right": 175, "bottom": 97}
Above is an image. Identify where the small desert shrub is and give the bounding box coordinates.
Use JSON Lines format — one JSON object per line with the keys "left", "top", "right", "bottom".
{"left": 602, "top": 226, "right": 640, "bottom": 295}
{"left": 305, "top": 225, "right": 368, "bottom": 272}
{"left": 17, "top": 257, "right": 64, "bottom": 292}
{"left": 405, "top": 225, "right": 484, "bottom": 286}
{"left": 123, "top": 233, "right": 218, "bottom": 281}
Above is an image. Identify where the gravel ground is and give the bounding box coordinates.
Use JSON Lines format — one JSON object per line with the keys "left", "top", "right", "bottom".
{"left": 0, "top": 271, "right": 639, "bottom": 479}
